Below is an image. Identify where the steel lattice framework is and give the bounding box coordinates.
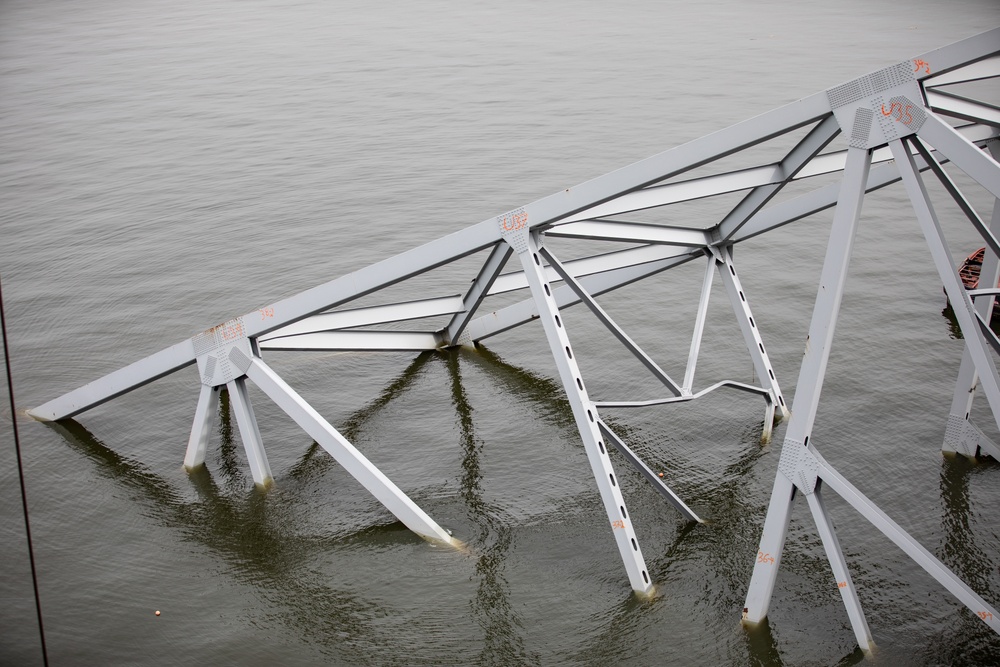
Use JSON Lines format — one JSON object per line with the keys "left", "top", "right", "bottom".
{"left": 31, "top": 28, "right": 1000, "bottom": 654}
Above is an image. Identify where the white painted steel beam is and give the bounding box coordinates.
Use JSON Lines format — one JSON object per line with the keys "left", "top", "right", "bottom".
{"left": 716, "top": 247, "right": 790, "bottom": 423}
{"left": 743, "top": 146, "right": 873, "bottom": 625}
{"left": 487, "top": 245, "right": 694, "bottom": 296}
{"left": 245, "top": 220, "right": 501, "bottom": 341}
{"left": 912, "top": 137, "right": 1000, "bottom": 259}
{"left": 917, "top": 113, "right": 1000, "bottom": 200}
{"left": 462, "top": 251, "right": 699, "bottom": 343}
{"left": 540, "top": 247, "right": 684, "bottom": 397}
{"left": 914, "top": 28, "right": 1000, "bottom": 83}
{"left": 805, "top": 483, "right": 873, "bottom": 653}
{"left": 445, "top": 243, "right": 512, "bottom": 345}
{"left": 682, "top": 255, "right": 715, "bottom": 395}
{"left": 243, "top": 354, "right": 456, "bottom": 544}
{"left": 260, "top": 295, "right": 467, "bottom": 341}
{"left": 259, "top": 331, "right": 442, "bottom": 352}
{"left": 511, "top": 94, "right": 832, "bottom": 233}
{"left": 593, "top": 379, "right": 769, "bottom": 408}
{"left": 184, "top": 384, "right": 220, "bottom": 469}
{"left": 811, "top": 447, "right": 1000, "bottom": 635}
{"left": 29, "top": 339, "right": 196, "bottom": 421}
{"left": 544, "top": 220, "right": 710, "bottom": 247}
{"left": 733, "top": 127, "right": 997, "bottom": 244}
{"left": 923, "top": 53, "right": 1000, "bottom": 87}
{"left": 927, "top": 90, "right": 1000, "bottom": 128}
{"left": 597, "top": 420, "right": 701, "bottom": 523}
{"left": 226, "top": 377, "right": 273, "bottom": 487}
{"left": 513, "top": 230, "right": 653, "bottom": 594}
{"left": 945, "top": 141, "right": 1000, "bottom": 457}
{"left": 892, "top": 137, "right": 1000, "bottom": 435}
{"left": 717, "top": 114, "right": 841, "bottom": 241}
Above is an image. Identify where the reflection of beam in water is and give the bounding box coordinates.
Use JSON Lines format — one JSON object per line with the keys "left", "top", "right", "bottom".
{"left": 281, "top": 351, "right": 437, "bottom": 484}
{"left": 445, "top": 348, "right": 538, "bottom": 666}
{"left": 933, "top": 455, "right": 1000, "bottom": 664}
{"left": 568, "top": 521, "right": 699, "bottom": 665}
{"left": 45, "top": 419, "right": 394, "bottom": 662}
{"left": 215, "top": 388, "right": 248, "bottom": 492}
{"left": 740, "top": 616, "right": 784, "bottom": 667}
{"left": 461, "top": 345, "right": 578, "bottom": 432}
{"left": 459, "top": 344, "right": 798, "bottom": 662}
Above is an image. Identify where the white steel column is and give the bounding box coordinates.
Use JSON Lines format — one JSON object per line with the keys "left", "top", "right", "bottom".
{"left": 811, "top": 447, "right": 1000, "bottom": 634}
{"left": 240, "top": 352, "right": 456, "bottom": 545}
{"left": 511, "top": 226, "right": 653, "bottom": 594}
{"left": 683, "top": 254, "right": 716, "bottom": 395}
{"left": 891, "top": 137, "right": 1000, "bottom": 434}
{"left": 716, "top": 246, "right": 790, "bottom": 427}
{"left": 743, "top": 146, "right": 873, "bottom": 624}
{"left": 539, "top": 247, "right": 683, "bottom": 397}
{"left": 805, "top": 483, "right": 873, "bottom": 651}
{"left": 943, "top": 140, "right": 1000, "bottom": 457}
{"left": 226, "top": 377, "right": 273, "bottom": 487}
{"left": 184, "top": 384, "right": 220, "bottom": 469}
{"left": 447, "top": 243, "right": 512, "bottom": 345}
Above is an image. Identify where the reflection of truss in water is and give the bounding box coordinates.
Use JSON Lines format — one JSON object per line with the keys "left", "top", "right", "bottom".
{"left": 30, "top": 28, "right": 1000, "bottom": 653}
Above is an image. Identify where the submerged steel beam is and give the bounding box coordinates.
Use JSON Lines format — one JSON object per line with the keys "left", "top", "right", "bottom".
{"left": 743, "top": 146, "right": 874, "bottom": 634}
{"left": 510, "top": 229, "right": 653, "bottom": 594}
{"left": 244, "top": 354, "right": 456, "bottom": 545}
{"left": 26, "top": 29, "right": 1000, "bottom": 650}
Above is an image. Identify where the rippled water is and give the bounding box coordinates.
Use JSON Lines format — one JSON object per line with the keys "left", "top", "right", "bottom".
{"left": 3, "top": 1, "right": 1000, "bottom": 665}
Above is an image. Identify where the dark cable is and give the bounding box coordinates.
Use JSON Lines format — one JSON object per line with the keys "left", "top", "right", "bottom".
{"left": 0, "top": 274, "right": 50, "bottom": 667}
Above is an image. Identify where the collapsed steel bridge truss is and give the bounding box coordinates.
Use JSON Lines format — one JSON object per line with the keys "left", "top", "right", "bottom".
{"left": 31, "top": 28, "right": 1000, "bottom": 653}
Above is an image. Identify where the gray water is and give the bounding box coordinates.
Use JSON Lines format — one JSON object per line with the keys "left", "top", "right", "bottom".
{"left": 3, "top": 1, "right": 1000, "bottom": 665}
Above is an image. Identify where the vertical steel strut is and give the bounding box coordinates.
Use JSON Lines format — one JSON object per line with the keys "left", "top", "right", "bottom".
{"left": 742, "top": 146, "right": 874, "bottom": 649}
{"left": 715, "top": 246, "right": 790, "bottom": 435}
{"left": 22, "top": 29, "right": 1000, "bottom": 649}
{"left": 943, "top": 140, "right": 1000, "bottom": 458}
{"left": 503, "top": 220, "right": 653, "bottom": 594}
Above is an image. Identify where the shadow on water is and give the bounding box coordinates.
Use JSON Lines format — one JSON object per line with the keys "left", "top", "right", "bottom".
{"left": 44, "top": 348, "right": 544, "bottom": 665}
{"left": 444, "top": 348, "right": 540, "bottom": 667}
{"left": 924, "top": 454, "right": 1000, "bottom": 665}
{"left": 46, "top": 418, "right": 394, "bottom": 664}
{"left": 44, "top": 343, "right": 825, "bottom": 665}
{"left": 282, "top": 350, "right": 437, "bottom": 483}
{"left": 941, "top": 300, "right": 1000, "bottom": 341}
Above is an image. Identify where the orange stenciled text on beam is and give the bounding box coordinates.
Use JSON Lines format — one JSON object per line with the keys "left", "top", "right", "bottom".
{"left": 216, "top": 321, "right": 245, "bottom": 341}
{"left": 881, "top": 100, "right": 916, "bottom": 126}
{"left": 757, "top": 551, "right": 775, "bottom": 565}
{"left": 913, "top": 58, "right": 931, "bottom": 74}
{"left": 259, "top": 307, "right": 275, "bottom": 320}
{"left": 611, "top": 520, "right": 626, "bottom": 530}
{"left": 500, "top": 210, "right": 528, "bottom": 232}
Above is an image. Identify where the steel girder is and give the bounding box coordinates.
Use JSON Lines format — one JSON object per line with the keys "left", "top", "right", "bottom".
{"left": 29, "top": 27, "right": 1000, "bottom": 651}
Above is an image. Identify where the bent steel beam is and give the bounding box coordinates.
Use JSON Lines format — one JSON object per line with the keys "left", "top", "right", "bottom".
{"left": 27, "top": 28, "right": 1000, "bottom": 650}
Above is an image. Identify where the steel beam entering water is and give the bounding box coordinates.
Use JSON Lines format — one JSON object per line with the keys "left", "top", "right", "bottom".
{"left": 28, "top": 27, "right": 1000, "bottom": 653}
